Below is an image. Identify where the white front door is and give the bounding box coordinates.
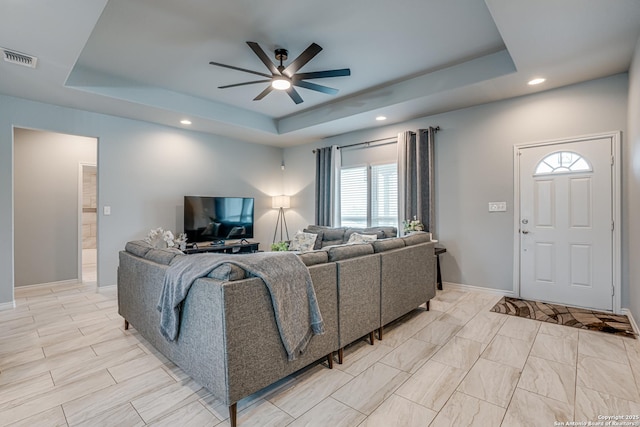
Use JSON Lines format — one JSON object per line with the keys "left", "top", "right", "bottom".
{"left": 518, "top": 137, "right": 613, "bottom": 311}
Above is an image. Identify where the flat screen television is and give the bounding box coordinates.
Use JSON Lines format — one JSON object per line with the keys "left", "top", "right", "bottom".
{"left": 184, "top": 196, "right": 254, "bottom": 243}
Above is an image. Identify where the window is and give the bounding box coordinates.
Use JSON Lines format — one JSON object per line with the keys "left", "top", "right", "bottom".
{"left": 534, "top": 151, "right": 592, "bottom": 175}
{"left": 340, "top": 163, "right": 397, "bottom": 227}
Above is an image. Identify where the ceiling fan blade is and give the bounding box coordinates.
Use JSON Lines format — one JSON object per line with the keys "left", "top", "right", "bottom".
{"left": 293, "top": 80, "right": 338, "bottom": 95}
{"left": 294, "top": 69, "right": 351, "bottom": 80}
{"left": 254, "top": 85, "right": 275, "bottom": 101}
{"left": 219, "top": 80, "right": 272, "bottom": 89}
{"left": 286, "top": 87, "right": 304, "bottom": 104}
{"left": 283, "top": 43, "right": 323, "bottom": 77}
{"left": 246, "top": 41, "right": 280, "bottom": 75}
{"left": 209, "top": 61, "right": 272, "bottom": 78}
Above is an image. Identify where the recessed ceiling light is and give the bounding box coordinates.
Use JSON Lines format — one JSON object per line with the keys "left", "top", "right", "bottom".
{"left": 376, "top": 116, "right": 387, "bottom": 121}
{"left": 271, "top": 78, "right": 291, "bottom": 90}
{"left": 180, "top": 119, "right": 192, "bottom": 125}
{"left": 528, "top": 78, "right": 546, "bottom": 86}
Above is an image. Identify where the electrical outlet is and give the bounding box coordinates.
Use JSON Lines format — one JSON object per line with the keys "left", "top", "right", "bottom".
{"left": 488, "top": 202, "right": 507, "bottom": 212}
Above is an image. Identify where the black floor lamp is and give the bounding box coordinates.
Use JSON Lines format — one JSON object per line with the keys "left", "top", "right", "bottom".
{"left": 272, "top": 195, "right": 290, "bottom": 243}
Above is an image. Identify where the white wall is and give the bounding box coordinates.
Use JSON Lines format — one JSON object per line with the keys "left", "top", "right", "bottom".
{"left": 14, "top": 128, "right": 97, "bottom": 286}
{"left": 285, "top": 74, "right": 628, "bottom": 296}
{"left": 0, "top": 95, "right": 284, "bottom": 305}
{"left": 626, "top": 36, "right": 640, "bottom": 320}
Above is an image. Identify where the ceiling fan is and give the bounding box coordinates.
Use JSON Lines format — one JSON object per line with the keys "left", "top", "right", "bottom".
{"left": 209, "top": 41, "right": 351, "bottom": 104}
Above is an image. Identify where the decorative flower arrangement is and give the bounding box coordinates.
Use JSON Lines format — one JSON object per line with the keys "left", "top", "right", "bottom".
{"left": 145, "top": 227, "right": 188, "bottom": 251}
{"left": 403, "top": 216, "right": 425, "bottom": 233}
{"left": 270, "top": 241, "right": 290, "bottom": 252}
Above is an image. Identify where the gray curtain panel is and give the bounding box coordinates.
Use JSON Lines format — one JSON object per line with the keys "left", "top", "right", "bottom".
{"left": 397, "top": 127, "right": 435, "bottom": 233}
{"left": 315, "top": 146, "right": 333, "bottom": 226}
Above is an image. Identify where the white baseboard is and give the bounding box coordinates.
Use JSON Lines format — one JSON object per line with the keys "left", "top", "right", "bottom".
{"left": 97, "top": 284, "right": 116, "bottom": 293}
{"left": 14, "top": 279, "right": 80, "bottom": 290}
{"left": 622, "top": 308, "right": 639, "bottom": 336}
{"left": 443, "top": 281, "right": 515, "bottom": 297}
{"left": 0, "top": 300, "right": 16, "bottom": 311}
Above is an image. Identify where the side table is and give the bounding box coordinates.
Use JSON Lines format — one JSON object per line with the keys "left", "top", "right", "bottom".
{"left": 435, "top": 246, "right": 446, "bottom": 290}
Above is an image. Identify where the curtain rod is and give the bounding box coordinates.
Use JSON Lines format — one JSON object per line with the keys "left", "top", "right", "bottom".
{"left": 312, "top": 126, "right": 440, "bottom": 153}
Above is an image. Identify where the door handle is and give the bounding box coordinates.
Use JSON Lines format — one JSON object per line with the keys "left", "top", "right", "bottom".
{"left": 522, "top": 230, "right": 529, "bottom": 234}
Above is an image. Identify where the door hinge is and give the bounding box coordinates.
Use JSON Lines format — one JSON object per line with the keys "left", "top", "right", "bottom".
{"left": 612, "top": 220, "right": 615, "bottom": 231}
{"left": 612, "top": 285, "right": 615, "bottom": 296}
{"left": 611, "top": 156, "right": 615, "bottom": 166}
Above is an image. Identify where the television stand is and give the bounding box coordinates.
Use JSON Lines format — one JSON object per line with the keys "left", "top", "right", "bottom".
{"left": 183, "top": 241, "right": 259, "bottom": 255}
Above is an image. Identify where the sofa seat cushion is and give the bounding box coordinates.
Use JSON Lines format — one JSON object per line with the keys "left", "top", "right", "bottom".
{"left": 326, "top": 243, "right": 374, "bottom": 262}
{"left": 372, "top": 238, "right": 406, "bottom": 253}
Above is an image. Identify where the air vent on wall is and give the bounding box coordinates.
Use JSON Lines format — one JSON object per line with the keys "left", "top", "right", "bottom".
{"left": 2, "top": 48, "right": 37, "bottom": 68}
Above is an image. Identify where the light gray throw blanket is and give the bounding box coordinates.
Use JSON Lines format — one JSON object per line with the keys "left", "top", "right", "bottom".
{"left": 157, "top": 252, "right": 325, "bottom": 361}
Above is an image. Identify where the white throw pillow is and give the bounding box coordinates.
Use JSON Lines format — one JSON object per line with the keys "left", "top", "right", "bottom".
{"left": 288, "top": 231, "right": 318, "bottom": 252}
{"left": 347, "top": 232, "right": 378, "bottom": 244}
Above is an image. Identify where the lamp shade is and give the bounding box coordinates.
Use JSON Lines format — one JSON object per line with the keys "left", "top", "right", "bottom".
{"left": 272, "top": 195, "right": 290, "bottom": 209}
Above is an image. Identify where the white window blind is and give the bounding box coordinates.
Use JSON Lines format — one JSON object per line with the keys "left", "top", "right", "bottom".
{"left": 371, "top": 163, "right": 398, "bottom": 226}
{"left": 340, "top": 167, "right": 368, "bottom": 227}
{"left": 340, "top": 163, "right": 398, "bottom": 227}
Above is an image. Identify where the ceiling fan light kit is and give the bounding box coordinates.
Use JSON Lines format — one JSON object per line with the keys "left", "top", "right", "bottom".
{"left": 271, "top": 78, "right": 291, "bottom": 90}
{"left": 209, "top": 41, "right": 351, "bottom": 104}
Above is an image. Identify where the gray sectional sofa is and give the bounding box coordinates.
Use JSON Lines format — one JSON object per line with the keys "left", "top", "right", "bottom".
{"left": 117, "top": 230, "right": 435, "bottom": 427}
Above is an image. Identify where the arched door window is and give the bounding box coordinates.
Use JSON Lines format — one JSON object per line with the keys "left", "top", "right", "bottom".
{"left": 534, "top": 151, "right": 592, "bottom": 175}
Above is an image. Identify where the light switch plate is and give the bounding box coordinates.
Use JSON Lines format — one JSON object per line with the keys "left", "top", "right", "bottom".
{"left": 103, "top": 206, "right": 111, "bottom": 215}
{"left": 488, "top": 202, "right": 507, "bottom": 212}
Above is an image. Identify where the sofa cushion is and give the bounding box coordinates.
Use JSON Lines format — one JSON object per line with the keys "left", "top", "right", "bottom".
{"left": 288, "top": 230, "right": 318, "bottom": 252}
{"left": 347, "top": 232, "right": 378, "bottom": 244}
{"left": 208, "top": 263, "right": 246, "bottom": 281}
{"left": 144, "top": 247, "right": 184, "bottom": 265}
{"left": 326, "top": 243, "right": 374, "bottom": 262}
{"left": 402, "top": 232, "right": 432, "bottom": 246}
{"left": 303, "top": 228, "right": 325, "bottom": 250}
{"left": 297, "top": 250, "right": 329, "bottom": 266}
{"left": 305, "top": 224, "right": 331, "bottom": 232}
{"left": 372, "top": 238, "right": 406, "bottom": 253}
{"left": 366, "top": 226, "right": 397, "bottom": 238}
{"left": 321, "top": 227, "right": 346, "bottom": 242}
{"left": 321, "top": 239, "right": 343, "bottom": 248}
{"left": 125, "top": 240, "right": 152, "bottom": 257}
{"left": 344, "top": 227, "right": 363, "bottom": 241}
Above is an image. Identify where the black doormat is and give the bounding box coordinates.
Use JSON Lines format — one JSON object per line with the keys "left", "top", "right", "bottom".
{"left": 490, "top": 296, "right": 636, "bottom": 338}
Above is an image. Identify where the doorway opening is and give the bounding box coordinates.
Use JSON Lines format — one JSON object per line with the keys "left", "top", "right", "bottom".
{"left": 13, "top": 127, "right": 98, "bottom": 288}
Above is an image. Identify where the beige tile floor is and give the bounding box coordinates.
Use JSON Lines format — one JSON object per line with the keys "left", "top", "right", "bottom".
{"left": 2, "top": 282, "right": 640, "bottom": 426}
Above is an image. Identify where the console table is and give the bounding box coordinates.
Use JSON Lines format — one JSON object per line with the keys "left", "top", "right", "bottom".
{"left": 183, "top": 241, "right": 259, "bottom": 255}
